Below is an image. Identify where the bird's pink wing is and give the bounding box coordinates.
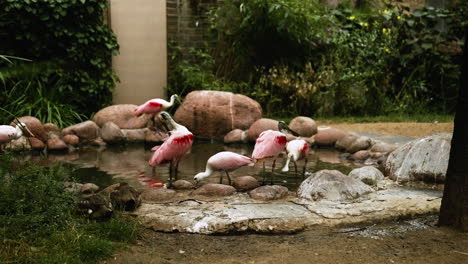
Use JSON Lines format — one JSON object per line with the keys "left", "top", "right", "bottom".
{"left": 210, "top": 152, "right": 253, "bottom": 170}
{"left": 252, "top": 130, "right": 286, "bottom": 160}
{"left": 134, "top": 99, "right": 163, "bottom": 116}
{"left": 149, "top": 133, "right": 193, "bottom": 166}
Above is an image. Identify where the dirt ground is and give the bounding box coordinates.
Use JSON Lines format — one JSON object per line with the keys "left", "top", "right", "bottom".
{"left": 320, "top": 122, "right": 454, "bottom": 138}
{"left": 101, "top": 122, "right": 463, "bottom": 264}
{"left": 102, "top": 216, "right": 467, "bottom": 264}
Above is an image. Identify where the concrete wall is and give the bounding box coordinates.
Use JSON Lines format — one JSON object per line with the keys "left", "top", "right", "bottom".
{"left": 110, "top": 0, "right": 167, "bottom": 104}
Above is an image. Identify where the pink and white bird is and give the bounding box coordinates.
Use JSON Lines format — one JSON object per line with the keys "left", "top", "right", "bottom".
{"left": 281, "top": 139, "right": 310, "bottom": 178}
{"left": 149, "top": 112, "right": 193, "bottom": 184}
{"left": 252, "top": 121, "right": 298, "bottom": 183}
{"left": 0, "top": 121, "right": 34, "bottom": 150}
{"left": 134, "top": 94, "right": 179, "bottom": 117}
{"left": 193, "top": 151, "right": 254, "bottom": 185}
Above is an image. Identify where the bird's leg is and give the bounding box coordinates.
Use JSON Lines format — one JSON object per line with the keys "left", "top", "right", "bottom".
{"left": 302, "top": 158, "right": 308, "bottom": 180}
{"left": 262, "top": 161, "right": 266, "bottom": 185}
{"left": 271, "top": 159, "right": 276, "bottom": 185}
{"left": 174, "top": 160, "right": 180, "bottom": 181}
{"left": 152, "top": 166, "right": 156, "bottom": 176}
{"left": 219, "top": 172, "right": 223, "bottom": 184}
{"left": 294, "top": 161, "right": 298, "bottom": 177}
{"left": 225, "top": 171, "right": 232, "bottom": 186}
{"left": 168, "top": 161, "right": 173, "bottom": 188}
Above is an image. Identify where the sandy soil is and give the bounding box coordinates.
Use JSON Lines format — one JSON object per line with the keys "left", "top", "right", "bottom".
{"left": 101, "top": 123, "right": 463, "bottom": 264}
{"left": 320, "top": 122, "right": 454, "bottom": 138}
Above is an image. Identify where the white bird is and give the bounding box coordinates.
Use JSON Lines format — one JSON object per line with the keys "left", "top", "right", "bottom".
{"left": 281, "top": 139, "right": 310, "bottom": 178}
{"left": 194, "top": 151, "right": 254, "bottom": 185}
{"left": 0, "top": 121, "right": 34, "bottom": 150}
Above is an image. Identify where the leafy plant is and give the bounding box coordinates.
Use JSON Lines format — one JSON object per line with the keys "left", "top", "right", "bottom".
{"left": 0, "top": 0, "right": 119, "bottom": 118}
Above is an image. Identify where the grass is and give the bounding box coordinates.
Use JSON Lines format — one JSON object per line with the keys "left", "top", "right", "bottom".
{"left": 270, "top": 113, "right": 454, "bottom": 123}
{"left": 0, "top": 153, "right": 141, "bottom": 264}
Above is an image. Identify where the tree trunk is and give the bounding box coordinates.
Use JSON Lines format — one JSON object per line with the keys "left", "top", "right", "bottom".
{"left": 438, "top": 28, "right": 468, "bottom": 231}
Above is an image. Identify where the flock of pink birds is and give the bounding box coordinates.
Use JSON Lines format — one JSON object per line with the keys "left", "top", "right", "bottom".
{"left": 133, "top": 94, "right": 310, "bottom": 187}
{"left": 0, "top": 94, "right": 310, "bottom": 188}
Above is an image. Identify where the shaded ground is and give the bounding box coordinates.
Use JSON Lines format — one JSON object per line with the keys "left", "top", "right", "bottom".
{"left": 101, "top": 122, "right": 464, "bottom": 264}
{"left": 102, "top": 216, "right": 467, "bottom": 264}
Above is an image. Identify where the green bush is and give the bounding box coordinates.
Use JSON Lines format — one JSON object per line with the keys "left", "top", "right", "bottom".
{"left": 0, "top": 154, "right": 141, "bottom": 263}
{"left": 0, "top": 0, "right": 118, "bottom": 122}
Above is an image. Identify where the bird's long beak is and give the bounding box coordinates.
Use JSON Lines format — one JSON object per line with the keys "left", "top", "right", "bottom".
{"left": 14, "top": 119, "right": 35, "bottom": 137}
{"left": 176, "top": 96, "right": 183, "bottom": 105}
{"left": 286, "top": 126, "right": 300, "bottom": 137}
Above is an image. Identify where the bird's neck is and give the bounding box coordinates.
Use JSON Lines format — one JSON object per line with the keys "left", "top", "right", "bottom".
{"left": 14, "top": 126, "right": 23, "bottom": 139}
{"left": 196, "top": 167, "right": 214, "bottom": 181}
{"left": 169, "top": 95, "right": 176, "bottom": 106}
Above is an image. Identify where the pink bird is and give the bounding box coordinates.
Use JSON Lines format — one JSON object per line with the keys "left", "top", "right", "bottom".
{"left": 149, "top": 112, "right": 193, "bottom": 185}
{"left": 0, "top": 121, "right": 34, "bottom": 150}
{"left": 281, "top": 139, "right": 310, "bottom": 178}
{"left": 193, "top": 151, "right": 254, "bottom": 185}
{"left": 134, "top": 94, "right": 179, "bottom": 117}
{"left": 252, "top": 121, "right": 298, "bottom": 183}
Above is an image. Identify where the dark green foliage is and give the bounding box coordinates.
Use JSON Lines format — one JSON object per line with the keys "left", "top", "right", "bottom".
{"left": 0, "top": 0, "right": 118, "bottom": 124}
{"left": 171, "top": 0, "right": 466, "bottom": 118}
{"left": 0, "top": 154, "right": 140, "bottom": 263}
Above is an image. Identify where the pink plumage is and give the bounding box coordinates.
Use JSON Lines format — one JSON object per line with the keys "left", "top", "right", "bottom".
{"left": 252, "top": 130, "right": 287, "bottom": 161}
{"left": 193, "top": 151, "right": 254, "bottom": 184}
{"left": 0, "top": 125, "right": 17, "bottom": 144}
{"left": 207, "top": 151, "right": 253, "bottom": 171}
{"left": 149, "top": 132, "right": 193, "bottom": 166}
{"left": 134, "top": 94, "right": 178, "bottom": 117}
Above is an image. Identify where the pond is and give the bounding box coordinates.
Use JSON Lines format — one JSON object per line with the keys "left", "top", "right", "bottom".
{"left": 23, "top": 141, "right": 360, "bottom": 191}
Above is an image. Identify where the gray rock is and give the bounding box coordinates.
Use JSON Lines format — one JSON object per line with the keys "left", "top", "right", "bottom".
{"left": 232, "top": 176, "right": 259, "bottom": 191}
{"left": 174, "top": 90, "right": 262, "bottom": 139}
{"left": 297, "top": 170, "right": 372, "bottom": 201}
{"left": 141, "top": 188, "right": 176, "bottom": 202}
{"left": 101, "top": 122, "right": 125, "bottom": 143}
{"left": 47, "top": 138, "right": 68, "bottom": 150}
{"left": 80, "top": 183, "right": 100, "bottom": 194}
{"left": 348, "top": 166, "right": 385, "bottom": 186}
{"left": 335, "top": 133, "right": 359, "bottom": 151}
{"left": 346, "top": 136, "right": 371, "bottom": 153}
{"left": 385, "top": 133, "right": 451, "bottom": 183}
{"left": 93, "top": 104, "right": 150, "bottom": 129}
{"left": 249, "top": 185, "right": 289, "bottom": 201}
{"left": 224, "top": 129, "right": 247, "bottom": 144}
{"left": 193, "top": 184, "right": 236, "bottom": 196}
{"left": 289, "top": 116, "right": 317, "bottom": 137}
{"left": 122, "top": 128, "right": 147, "bottom": 142}
{"left": 314, "top": 127, "right": 348, "bottom": 146}
{"left": 172, "top": 180, "right": 195, "bottom": 190}
{"left": 370, "top": 141, "right": 398, "bottom": 153}
{"left": 63, "top": 134, "right": 80, "bottom": 145}
{"left": 101, "top": 182, "right": 141, "bottom": 211}
{"left": 62, "top": 121, "right": 100, "bottom": 141}
{"left": 350, "top": 150, "right": 370, "bottom": 161}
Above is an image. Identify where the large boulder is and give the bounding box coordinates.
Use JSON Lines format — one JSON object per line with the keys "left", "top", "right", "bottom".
{"left": 385, "top": 133, "right": 451, "bottom": 183}
{"left": 14, "top": 116, "right": 47, "bottom": 141}
{"left": 62, "top": 121, "right": 100, "bottom": 141}
{"left": 297, "top": 170, "right": 372, "bottom": 201}
{"left": 289, "top": 116, "right": 317, "bottom": 137}
{"left": 174, "top": 91, "right": 262, "bottom": 139}
{"left": 249, "top": 185, "right": 289, "bottom": 201}
{"left": 92, "top": 104, "right": 150, "bottom": 129}
{"left": 348, "top": 166, "right": 385, "bottom": 186}
{"left": 314, "top": 127, "right": 348, "bottom": 146}
{"left": 246, "top": 118, "right": 278, "bottom": 142}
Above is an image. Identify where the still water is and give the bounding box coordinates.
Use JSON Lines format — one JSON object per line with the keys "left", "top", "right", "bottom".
{"left": 24, "top": 141, "right": 360, "bottom": 191}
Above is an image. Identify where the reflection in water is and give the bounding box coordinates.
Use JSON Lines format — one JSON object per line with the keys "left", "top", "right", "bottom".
{"left": 22, "top": 142, "right": 359, "bottom": 191}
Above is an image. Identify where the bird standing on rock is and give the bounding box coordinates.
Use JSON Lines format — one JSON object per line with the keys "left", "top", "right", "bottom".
{"left": 194, "top": 151, "right": 254, "bottom": 185}
{"left": 252, "top": 121, "right": 299, "bottom": 184}
{"left": 281, "top": 139, "right": 310, "bottom": 179}
{"left": 0, "top": 120, "right": 34, "bottom": 150}
{"left": 134, "top": 94, "right": 180, "bottom": 133}
{"left": 149, "top": 112, "right": 193, "bottom": 186}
